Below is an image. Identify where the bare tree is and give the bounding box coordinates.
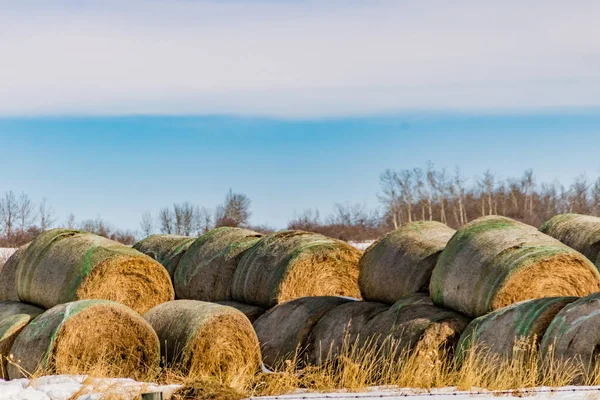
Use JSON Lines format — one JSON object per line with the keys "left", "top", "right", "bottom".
{"left": 140, "top": 212, "right": 154, "bottom": 237}
{"left": 0, "top": 191, "right": 18, "bottom": 240}
{"left": 398, "top": 170, "right": 414, "bottom": 223}
{"left": 16, "top": 193, "right": 36, "bottom": 232}
{"left": 378, "top": 169, "right": 402, "bottom": 229}
{"left": 215, "top": 189, "right": 252, "bottom": 227}
{"left": 194, "top": 206, "right": 213, "bottom": 235}
{"left": 570, "top": 173, "right": 590, "bottom": 214}
{"left": 38, "top": 198, "right": 56, "bottom": 231}
{"left": 180, "top": 202, "right": 195, "bottom": 236}
{"left": 158, "top": 207, "right": 174, "bottom": 234}
{"left": 66, "top": 213, "right": 76, "bottom": 229}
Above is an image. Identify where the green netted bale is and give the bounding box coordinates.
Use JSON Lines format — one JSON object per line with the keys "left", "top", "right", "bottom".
{"left": 540, "top": 293, "right": 600, "bottom": 372}
{"left": 430, "top": 216, "right": 600, "bottom": 317}
{"left": 8, "top": 299, "right": 160, "bottom": 380}
{"left": 0, "top": 301, "right": 43, "bottom": 378}
{"left": 16, "top": 229, "right": 174, "bottom": 314}
{"left": 359, "top": 221, "right": 455, "bottom": 303}
{"left": 215, "top": 301, "right": 266, "bottom": 323}
{"left": 231, "top": 231, "right": 362, "bottom": 308}
{"left": 253, "top": 296, "right": 353, "bottom": 369}
{"left": 144, "top": 300, "right": 260, "bottom": 387}
{"left": 133, "top": 234, "right": 196, "bottom": 278}
{"left": 0, "top": 244, "right": 29, "bottom": 301}
{"left": 540, "top": 214, "right": 600, "bottom": 267}
{"left": 456, "top": 297, "right": 576, "bottom": 364}
{"left": 174, "top": 227, "right": 262, "bottom": 302}
{"left": 307, "top": 300, "right": 388, "bottom": 365}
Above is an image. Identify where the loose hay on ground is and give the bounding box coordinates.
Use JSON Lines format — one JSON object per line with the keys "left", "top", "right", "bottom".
{"left": 174, "top": 227, "right": 262, "bottom": 302}
{"left": 0, "top": 244, "right": 29, "bottom": 301}
{"left": 429, "top": 216, "right": 600, "bottom": 317}
{"left": 144, "top": 300, "right": 261, "bottom": 389}
{"left": 359, "top": 221, "right": 455, "bottom": 304}
{"left": 540, "top": 213, "right": 600, "bottom": 267}
{"left": 133, "top": 234, "right": 196, "bottom": 279}
{"left": 231, "top": 231, "right": 362, "bottom": 308}
{"left": 7, "top": 299, "right": 160, "bottom": 380}
{"left": 16, "top": 229, "right": 174, "bottom": 314}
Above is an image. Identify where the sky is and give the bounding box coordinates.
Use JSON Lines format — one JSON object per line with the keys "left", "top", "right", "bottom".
{"left": 1, "top": 1, "right": 600, "bottom": 231}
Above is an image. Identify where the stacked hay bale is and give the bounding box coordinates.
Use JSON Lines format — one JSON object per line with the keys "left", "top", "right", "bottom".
{"left": 8, "top": 299, "right": 160, "bottom": 380}
{"left": 253, "top": 296, "right": 353, "bottom": 369}
{"left": 0, "top": 244, "right": 29, "bottom": 301}
{"left": 540, "top": 214, "right": 600, "bottom": 267}
{"left": 0, "top": 301, "right": 43, "bottom": 378}
{"left": 215, "top": 301, "right": 266, "bottom": 323}
{"left": 15, "top": 229, "right": 174, "bottom": 314}
{"left": 133, "top": 234, "right": 196, "bottom": 278}
{"left": 144, "top": 300, "right": 261, "bottom": 387}
{"left": 430, "top": 216, "right": 600, "bottom": 317}
{"left": 231, "top": 231, "right": 362, "bottom": 308}
{"left": 359, "top": 221, "right": 455, "bottom": 303}
{"left": 174, "top": 227, "right": 263, "bottom": 302}
{"left": 455, "top": 297, "right": 576, "bottom": 364}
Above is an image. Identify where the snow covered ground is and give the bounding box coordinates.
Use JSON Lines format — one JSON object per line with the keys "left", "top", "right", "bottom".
{"left": 348, "top": 241, "right": 375, "bottom": 251}
{"left": 0, "top": 375, "right": 180, "bottom": 400}
{"left": 0, "top": 248, "right": 16, "bottom": 262}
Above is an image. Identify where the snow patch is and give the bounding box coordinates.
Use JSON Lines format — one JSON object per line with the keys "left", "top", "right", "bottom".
{"left": 348, "top": 241, "right": 375, "bottom": 251}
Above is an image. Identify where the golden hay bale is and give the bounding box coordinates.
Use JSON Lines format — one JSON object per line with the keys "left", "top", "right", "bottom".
{"left": 174, "top": 227, "right": 262, "bottom": 302}
{"left": 133, "top": 234, "right": 196, "bottom": 278}
{"left": 231, "top": 231, "right": 362, "bottom": 308}
{"left": 455, "top": 297, "right": 576, "bottom": 364}
{"left": 430, "top": 216, "right": 600, "bottom": 317}
{"left": 360, "top": 303, "right": 470, "bottom": 359}
{"left": 253, "top": 296, "right": 353, "bottom": 369}
{"left": 540, "top": 293, "right": 600, "bottom": 371}
{"left": 16, "top": 229, "right": 174, "bottom": 314}
{"left": 540, "top": 213, "right": 600, "bottom": 267}
{"left": 0, "top": 244, "right": 29, "bottom": 301}
{"left": 359, "top": 221, "right": 455, "bottom": 304}
{"left": 0, "top": 301, "right": 43, "bottom": 378}
{"left": 144, "top": 300, "right": 260, "bottom": 387}
{"left": 215, "top": 301, "right": 266, "bottom": 323}
{"left": 7, "top": 299, "right": 160, "bottom": 380}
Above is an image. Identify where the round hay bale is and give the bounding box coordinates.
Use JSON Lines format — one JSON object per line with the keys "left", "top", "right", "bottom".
{"left": 174, "top": 227, "right": 262, "bottom": 302}
{"left": 144, "top": 300, "right": 260, "bottom": 387}
{"left": 7, "top": 299, "right": 160, "bottom": 380}
{"left": 231, "top": 231, "right": 362, "bottom": 308}
{"left": 359, "top": 221, "right": 455, "bottom": 304}
{"left": 307, "top": 300, "right": 388, "bottom": 365}
{"left": 540, "top": 214, "right": 600, "bottom": 266}
{"left": 360, "top": 303, "right": 470, "bottom": 358}
{"left": 429, "top": 216, "right": 600, "bottom": 317}
{"left": 253, "top": 296, "right": 353, "bottom": 369}
{"left": 456, "top": 297, "right": 576, "bottom": 364}
{"left": 133, "top": 234, "right": 196, "bottom": 278}
{"left": 540, "top": 293, "right": 600, "bottom": 371}
{"left": 0, "top": 301, "right": 43, "bottom": 379}
{"left": 0, "top": 244, "right": 29, "bottom": 301}
{"left": 215, "top": 301, "right": 266, "bottom": 323}
{"left": 16, "top": 229, "right": 174, "bottom": 314}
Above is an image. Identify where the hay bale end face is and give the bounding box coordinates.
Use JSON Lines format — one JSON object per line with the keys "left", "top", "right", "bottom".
{"left": 133, "top": 234, "right": 196, "bottom": 278}
{"left": 144, "top": 300, "right": 260, "bottom": 387}
{"left": 430, "top": 216, "right": 600, "bottom": 317}
{"left": 8, "top": 299, "right": 160, "bottom": 380}
{"left": 231, "top": 231, "right": 362, "bottom": 308}
{"left": 174, "top": 227, "right": 263, "bottom": 302}
{"left": 456, "top": 297, "right": 576, "bottom": 364}
{"left": 540, "top": 213, "right": 600, "bottom": 267}
{"left": 253, "top": 296, "right": 353, "bottom": 369}
{"left": 0, "top": 244, "right": 29, "bottom": 302}
{"left": 16, "top": 229, "right": 174, "bottom": 314}
{"left": 215, "top": 301, "right": 266, "bottom": 323}
{"left": 359, "top": 221, "right": 455, "bottom": 304}
{"left": 0, "top": 301, "right": 43, "bottom": 379}
{"left": 540, "top": 293, "right": 600, "bottom": 371}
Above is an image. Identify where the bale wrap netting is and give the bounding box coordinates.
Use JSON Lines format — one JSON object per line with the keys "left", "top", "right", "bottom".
{"left": 144, "top": 300, "right": 260, "bottom": 387}
{"left": 0, "top": 244, "right": 29, "bottom": 302}
{"left": 455, "top": 296, "right": 576, "bottom": 364}
{"left": 231, "top": 231, "right": 362, "bottom": 308}
{"left": 0, "top": 301, "right": 43, "bottom": 378}
{"left": 540, "top": 293, "right": 600, "bottom": 372}
{"left": 16, "top": 229, "right": 174, "bottom": 314}
{"left": 430, "top": 216, "right": 600, "bottom": 317}
{"left": 7, "top": 299, "right": 160, "bottom": 380}
{"left": 540, "top": 213, "right": 600, "bottom": 267}
{"left": 174, "top": 227, "right": 262, "bottom": 302}
{"left": 253, "top": 296, "right": 353, "bottom": 369}
{"left": 133, "top": 234, "right": 196, "bottom": 278}
{"left": 359, "top": 221, "right": 455, "bottom": 304}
